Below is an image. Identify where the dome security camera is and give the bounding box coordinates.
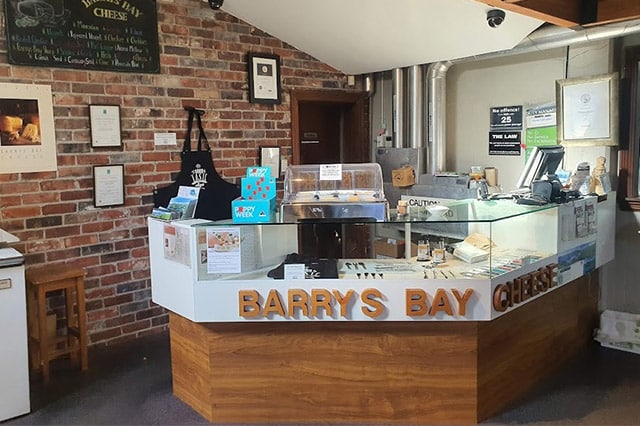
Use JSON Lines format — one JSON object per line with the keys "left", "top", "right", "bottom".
{"left": 208, "top": 0, "right": 223, "bottom": 10}
{"left": 486, "top": 9, "right": 506, "bottom": 28}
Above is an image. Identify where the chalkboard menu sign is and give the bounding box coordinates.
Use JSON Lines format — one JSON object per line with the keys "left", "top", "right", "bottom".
{"left": 3, "top": 0, "right": 160, "bottom": 73}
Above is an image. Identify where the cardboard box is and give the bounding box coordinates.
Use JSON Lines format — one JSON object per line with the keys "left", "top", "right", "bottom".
{"left": 595, "top": 310, "right": 640, "bottom": 354}
{"left": 232, "top": 197, "right": 276, "bottom": 223}
{"left": 392, "top": 166, "right": 416, "bottom": 187}
{"left": 374, "top": 238, "right": 417, "bottom": 259}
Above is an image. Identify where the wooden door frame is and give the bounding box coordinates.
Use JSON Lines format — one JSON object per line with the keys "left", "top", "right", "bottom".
{"left": 290, "top": 89, "right": 368, "bottom": 165}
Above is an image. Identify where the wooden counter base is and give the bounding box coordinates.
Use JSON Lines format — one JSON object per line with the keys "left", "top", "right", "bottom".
{"left": 169, "top": 274, "right": 598, "bottom": 424}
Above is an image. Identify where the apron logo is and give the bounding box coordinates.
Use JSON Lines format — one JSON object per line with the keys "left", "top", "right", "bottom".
{"left": 191, "top": 163, "right": 208, "bottom": 187}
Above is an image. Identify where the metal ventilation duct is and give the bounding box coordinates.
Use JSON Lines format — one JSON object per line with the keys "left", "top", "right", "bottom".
{"left": 386, "top": 65, "right": 427, "bottom": 175}
{"left": 392, "top": 68, "right": 404, "bottom": 149}
{"left": 427, "top": 62, "right": 451, "bottom": 174}
{"left": 407, "top": 64, "right": 424, "bottom": 150}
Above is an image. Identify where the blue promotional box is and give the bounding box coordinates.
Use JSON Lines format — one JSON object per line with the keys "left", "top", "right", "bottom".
{"left": 241, "top": 176, "right": 276, "bottom": 200}
{"left": 231, "top": 197, "right": 276, "bottom": 223}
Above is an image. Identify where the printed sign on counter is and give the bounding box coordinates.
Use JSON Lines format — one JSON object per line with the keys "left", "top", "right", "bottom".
{"left": 284, "top": 264, "right": 306, "bottom": 280}
{"left": 319, "top": 164, "right": 342, "bottom": 180}
{"left": 206, "top": 228, "right": 241, "bottom": 274}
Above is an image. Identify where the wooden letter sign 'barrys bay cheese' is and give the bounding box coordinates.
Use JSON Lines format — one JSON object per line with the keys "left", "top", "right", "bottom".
{"left": 238, "top": 288, "right": 476, "bottom": 319}
{"left": 493, "top": 263, "right": 558, "bottom": 312}
{"left": 235, "top": 263, "right": 558, "bottom": 321}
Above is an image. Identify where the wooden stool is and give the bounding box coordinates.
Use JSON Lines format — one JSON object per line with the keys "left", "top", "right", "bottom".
{"left": 26, "top": 265, "right": 88, "bottom": 383}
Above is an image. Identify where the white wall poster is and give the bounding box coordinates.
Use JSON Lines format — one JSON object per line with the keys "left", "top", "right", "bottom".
{"left": 206, "top": 227, "right": 241, "bottom": 274}
{"left": 0, "top": 83, "right": 57, "bottom": 173}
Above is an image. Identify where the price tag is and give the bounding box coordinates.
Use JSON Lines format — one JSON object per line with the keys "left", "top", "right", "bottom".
{"left": 284, "top": 264, "right": 306, "bottom": 280}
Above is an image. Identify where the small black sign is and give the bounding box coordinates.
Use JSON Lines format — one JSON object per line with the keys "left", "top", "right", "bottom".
{"left": 4, "top": 0, "right": 160, "bottom": 74}
{"left": 489, "top": 131, "right": 521, "bottom": 143}
{"left": 489, "top": 131, "right": 521, "bottom": 156}
{"left": 490, "top": 105, "right": 523, "bottom": 131}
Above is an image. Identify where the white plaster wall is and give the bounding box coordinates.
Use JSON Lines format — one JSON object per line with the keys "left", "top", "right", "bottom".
{"left": 447, "top": 41, "right": 615, "bottom": 191}
{"left": 447, "top": 49, "right": 565, "bottom": 190}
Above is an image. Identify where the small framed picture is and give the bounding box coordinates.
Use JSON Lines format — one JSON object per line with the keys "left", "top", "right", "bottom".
{"left": 248, "top": 53, "right": 281, "bottom": 104}
{"left": 260, "top": 146, "right": 281, "bottom": 178}
{"left": 93, "top": 164, "right": 125, "bottom": 207}
{"left": 89, "top": 104, "right": 122, "bottom": 148}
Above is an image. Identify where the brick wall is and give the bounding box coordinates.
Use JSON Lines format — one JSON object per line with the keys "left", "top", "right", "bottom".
{"left": 0, "top": 0, "right": 360, "bottom": 346}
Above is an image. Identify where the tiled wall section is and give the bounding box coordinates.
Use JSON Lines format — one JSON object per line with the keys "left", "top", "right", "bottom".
{"left": 0, "top": 0, "right": 357, "bottom": 346}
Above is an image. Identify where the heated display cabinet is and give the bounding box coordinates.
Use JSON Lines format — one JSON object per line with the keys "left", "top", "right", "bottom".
{"left": 280, "top": 162, "right": 389, "bottom": 222}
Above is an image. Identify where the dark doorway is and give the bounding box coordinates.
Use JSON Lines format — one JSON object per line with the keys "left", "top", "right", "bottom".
{"left": 291, "top": 89, "right": 369, "bottom": 165}
{"left": 290, "top": 89, "right": 371, "bottom": 259}
{"left": 297, "top": 102, "right": 342, "bottom": 164}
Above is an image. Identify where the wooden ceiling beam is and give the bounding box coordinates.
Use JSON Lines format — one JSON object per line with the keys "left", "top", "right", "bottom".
{"left": 475, "top": 0, "right": 640, "bottom": 28}
{"left": 475, "top": 0, "right": 583, "bottom": 27}
{"left": 593, "top": 0, "right": 640, "bottom": 26}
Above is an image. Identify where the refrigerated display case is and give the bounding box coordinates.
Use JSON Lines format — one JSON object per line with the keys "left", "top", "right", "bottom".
{"left": 149, "top": 198, "right": 566, "bottom": 322}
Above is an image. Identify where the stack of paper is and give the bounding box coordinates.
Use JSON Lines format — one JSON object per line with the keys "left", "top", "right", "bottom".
{"left": 453, "top": 241, "right": 489, "bottom": 264}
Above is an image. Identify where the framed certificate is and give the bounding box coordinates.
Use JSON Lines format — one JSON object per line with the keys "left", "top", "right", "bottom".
{"left": 556, "top": 73, "right": 618, "bottom": 146}
{"left": 89, "top": 104, "right": 122, "bottom": 148}
{"left": 248, "top": 53, "right": 281, "bottom": 104}
{"left": 93, "top": 164, "right": 125, "bottom": 207}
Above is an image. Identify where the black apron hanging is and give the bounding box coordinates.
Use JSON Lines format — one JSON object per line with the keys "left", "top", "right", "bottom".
{"left": 152, "top": 107, "right": 240, "bottom": 220}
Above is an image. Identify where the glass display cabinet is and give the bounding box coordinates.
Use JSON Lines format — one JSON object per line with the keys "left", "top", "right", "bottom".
{"left": 149, "top": 198, "right": 568, "bottom": 322}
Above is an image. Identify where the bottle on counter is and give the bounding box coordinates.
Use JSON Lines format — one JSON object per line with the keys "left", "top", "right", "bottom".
{"left": 432, "top": 239, "right": 446, "bottom": 263}
{"left": 417, "top": 239, "right": 430, "bottom": 261}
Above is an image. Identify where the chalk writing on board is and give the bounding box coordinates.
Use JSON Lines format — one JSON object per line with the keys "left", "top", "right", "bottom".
{"left": 4, "top": 0, "right": 160, "bottom": 74}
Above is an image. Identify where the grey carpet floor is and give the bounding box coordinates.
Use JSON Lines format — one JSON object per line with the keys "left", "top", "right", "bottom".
{"left": 4, "top": 331, "right": 640, "bottom": 425}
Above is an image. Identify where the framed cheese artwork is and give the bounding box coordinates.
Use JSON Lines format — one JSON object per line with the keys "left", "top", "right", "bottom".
{"left": 0, "top": 83, "right": 57, "bottom": 173}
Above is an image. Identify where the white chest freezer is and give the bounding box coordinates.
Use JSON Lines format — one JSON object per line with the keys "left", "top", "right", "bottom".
{"left": 0, "top": 247, "right": 30, "bottom": 421}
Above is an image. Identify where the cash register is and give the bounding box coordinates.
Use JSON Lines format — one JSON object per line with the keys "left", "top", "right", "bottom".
{"left": 487, "top": 145, "right": 567, "bottom": 205}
